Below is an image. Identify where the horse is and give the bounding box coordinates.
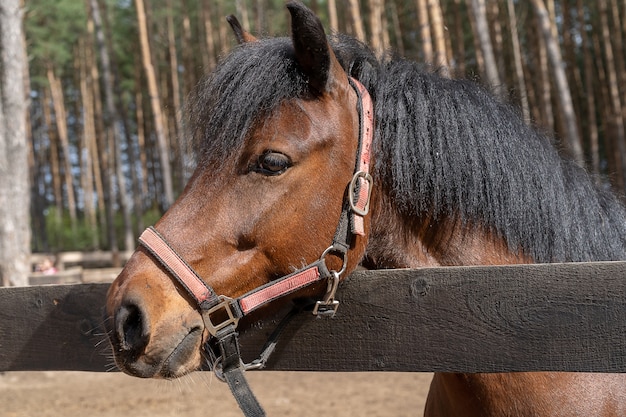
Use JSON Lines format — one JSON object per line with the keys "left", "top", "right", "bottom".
{"left": 105, "top": 2, "right": 626, "bottom": 416}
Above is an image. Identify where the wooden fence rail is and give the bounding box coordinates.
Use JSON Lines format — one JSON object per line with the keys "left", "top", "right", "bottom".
{"left": 1, "top": 261, "right": 625, "bottom": 374}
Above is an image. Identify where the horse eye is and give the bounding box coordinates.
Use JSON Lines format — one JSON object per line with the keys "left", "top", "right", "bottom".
{"left": 256, "top": 151, "right": 291, "bottom": 175}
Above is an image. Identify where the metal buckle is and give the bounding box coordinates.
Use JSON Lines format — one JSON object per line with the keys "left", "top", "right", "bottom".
{"left": 313, "top": 271, "right": 340, "bottom": 318}
{"left": 348, "top": 171, "right": 373, "bottom": 216}
{"left": 203, "top": 296, "right": 240, "bottom": 337}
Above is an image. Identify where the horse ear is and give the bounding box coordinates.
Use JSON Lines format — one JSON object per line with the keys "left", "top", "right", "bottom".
{"left": 226, "top": 15, "right": 257, "bottom": 44}
{"left": 286, "top": 1, "right": 344, "bottom": 94}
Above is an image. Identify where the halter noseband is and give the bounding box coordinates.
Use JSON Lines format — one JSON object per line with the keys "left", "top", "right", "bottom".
{"left": 137, "top": 77, "right": 374, "bottom": 417}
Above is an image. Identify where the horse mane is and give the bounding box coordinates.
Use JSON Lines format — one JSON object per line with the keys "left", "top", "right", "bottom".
{"left": 188, "top": 34, "right": 626, "bottom": 263}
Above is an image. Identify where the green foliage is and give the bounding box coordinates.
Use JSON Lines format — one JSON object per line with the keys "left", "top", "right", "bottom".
{"left": 25, "top": 0, "right": 87, "bottom": 73}
{"left": 43, "top": 207, "right": 100, "bottom": 252}
{"left": 105, "top": 0, "right": 138, "bottom": 94}
{"left": 40, "top": 206, "right": 165, "bottom": 252}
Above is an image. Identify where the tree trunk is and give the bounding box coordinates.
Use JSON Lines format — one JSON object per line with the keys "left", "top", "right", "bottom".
{"left": 368, "top": 0, "right": 385, "bottom": 56}
{"left": 134, "top": 62, "right": 149, "bottom": 200}
{"left": 388, "top": 1, "right": 404, "bottom": 55}
{"left": 469, "top": 0, "right": 502, "bottom": 94}
{"left": 598, "top": 0, "right": 626, "bottom": 189}
{"left": 84, "top": 6, "right": 106, "bottom": 227}
{"left": 166, "top": 0, "right": 186, "bottom": 190}
{"left": 531, "top": 7, "right": 554, "bottom": 132}
{"left": 530, "top": 0, "right": 584, "bottom": 167}
{"left": 91, "top": 0, "right": 134, "bottom": 254}
{"left": 22, "top": 8, "right": 36, "bottom": 251}
{"left": 562, "top": 0, "right": 584, "bottom": 150}
{"left": 135, "top": 0, "right": 174, "bottom": 208}
{"left": 254, "top": 0, "right": 265, "bottom": 34}
{"left": 78, "top": 37, "right": 98, "bottom": 248}
{"left": 416, "top": 0, "right": 433, "bottom": 64}
{"left": 347, "top": 0, "right": 366, "bottom": 42}
{"left": 506, "top": 0, "right": 529, "bottom": 122}
{"left": 381, "top": 1, "right": 391, "bottom": 54}
{"left": 328, "top": 0, "right": 338, "bottom": 33}
{"left": 0, "top": 0, "right": 30, "bottom": 286}
{"left": 577, "top": 0, "right": 599, "bottom": 176}
{"left": 451, "top": 0, "right": 466, "bottom": 75}
{"left": 488, "top": 2, "right": 504, "bottom": 80}
{"left": 609, "top": 0, "right": 626, "bottom": 139}
{"left": 41, "top": 87, "right": 63, "bottom": 222}
{"left": 46, "top": 66, "right": 77, "bottom": 229}
{"left": 181, "top": 0, "right": 196, "bottom": 98}
{"left": 201, "top": 0, "right": 217, "bottom": 71}
{"left": 428, "top": 0, "right": 449, "bottom": 76}
{"left": 464, "top": 0, "right": 484, "bottom": 78}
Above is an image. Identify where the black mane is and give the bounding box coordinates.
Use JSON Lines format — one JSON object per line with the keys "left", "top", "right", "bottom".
{"left": 188, "top": 34, "right": 626, "bottom": 263}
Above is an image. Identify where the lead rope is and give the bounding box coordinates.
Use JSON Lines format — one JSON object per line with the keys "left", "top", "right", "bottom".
{"left": 137, "top": 77, "right": 373, "bottom": 417}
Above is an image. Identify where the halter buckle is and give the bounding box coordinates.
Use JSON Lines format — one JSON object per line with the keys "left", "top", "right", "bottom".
{"left": 202, "top": 296, "right": 240, "bottom": 337}
{"left": 348, "top": 171, "right": 373, "bottom": 216}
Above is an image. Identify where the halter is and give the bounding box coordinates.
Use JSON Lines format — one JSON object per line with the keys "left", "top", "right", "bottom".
{"left": 137, "top": 77, "right": 374, "bottom": 417}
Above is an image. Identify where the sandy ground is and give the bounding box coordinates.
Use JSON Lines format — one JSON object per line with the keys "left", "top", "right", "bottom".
{"left": 0, "top": 371, "right": 432, "bottom": 417}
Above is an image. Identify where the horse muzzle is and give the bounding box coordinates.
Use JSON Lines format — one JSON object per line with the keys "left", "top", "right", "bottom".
{"left": 104, "top": 262, "right": 207, "bottom": 379}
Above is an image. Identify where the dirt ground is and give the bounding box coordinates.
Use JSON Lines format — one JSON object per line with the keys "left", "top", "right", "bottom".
{"left": 0, "top": 371, "right": 432, "bottom": 417}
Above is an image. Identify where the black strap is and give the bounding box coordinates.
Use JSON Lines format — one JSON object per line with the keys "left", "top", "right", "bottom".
{"left": 216, "top": 326, "right": 266, "bottom": 417}
{"left": 247, "top": 302, "right": 307, "bottom": 369}
{"left": 223, "top": 368, "right": 265, "bottom": 417}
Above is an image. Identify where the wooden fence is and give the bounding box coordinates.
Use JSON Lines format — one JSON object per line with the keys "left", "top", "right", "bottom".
{"left": 1, "top": 261, "right": 625, "bottom": 374}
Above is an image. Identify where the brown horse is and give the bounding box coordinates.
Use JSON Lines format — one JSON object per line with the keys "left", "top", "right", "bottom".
{"left": 105, "top": 2, "right": 626, "bottom": 416}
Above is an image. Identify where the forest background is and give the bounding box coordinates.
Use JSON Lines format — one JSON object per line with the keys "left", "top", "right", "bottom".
{"left": 1, "top": 0, "right": 626, "bottom": 286}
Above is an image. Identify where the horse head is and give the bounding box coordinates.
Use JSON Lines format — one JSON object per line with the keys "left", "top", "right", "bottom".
{"left": 105, "top": 1, "right": 371, "bottom": 379}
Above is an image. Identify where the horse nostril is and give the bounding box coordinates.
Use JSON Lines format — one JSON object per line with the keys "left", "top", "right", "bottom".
{"left": 115, "top": 303, "right": 150, "bottom": 355}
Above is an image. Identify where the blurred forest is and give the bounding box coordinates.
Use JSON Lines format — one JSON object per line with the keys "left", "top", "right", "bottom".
{"left": 16, "top": 0, "right": 626, "bottom": 255}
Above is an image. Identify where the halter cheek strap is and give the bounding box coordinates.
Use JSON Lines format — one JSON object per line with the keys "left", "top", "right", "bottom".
{"left": 137, "top": 77, "right": 374, "bottom": 417}
{"left": 348, "top": 77, "right": 374, "bottom": 236}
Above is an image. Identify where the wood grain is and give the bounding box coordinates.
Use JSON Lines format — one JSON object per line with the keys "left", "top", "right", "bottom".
{"left": 1, "top": 262, "right": 625, "bottom": 373}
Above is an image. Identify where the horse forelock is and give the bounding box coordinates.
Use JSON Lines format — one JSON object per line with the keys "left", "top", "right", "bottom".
{"left": 187, "top": 38, "right": 308, "bottom": 167}
{"left": 186, "top": 34, "right": 381, "bottom": 168}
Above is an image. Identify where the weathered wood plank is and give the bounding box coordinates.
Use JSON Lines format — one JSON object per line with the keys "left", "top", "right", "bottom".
{"left": 1, "top": 262, "right": 625, "bottom": 373}
{"left": 0, "top": 283, "right": 111, "bottom": 372}
{"left": 254, "top": 262, "right": 626, "bottom": 373}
